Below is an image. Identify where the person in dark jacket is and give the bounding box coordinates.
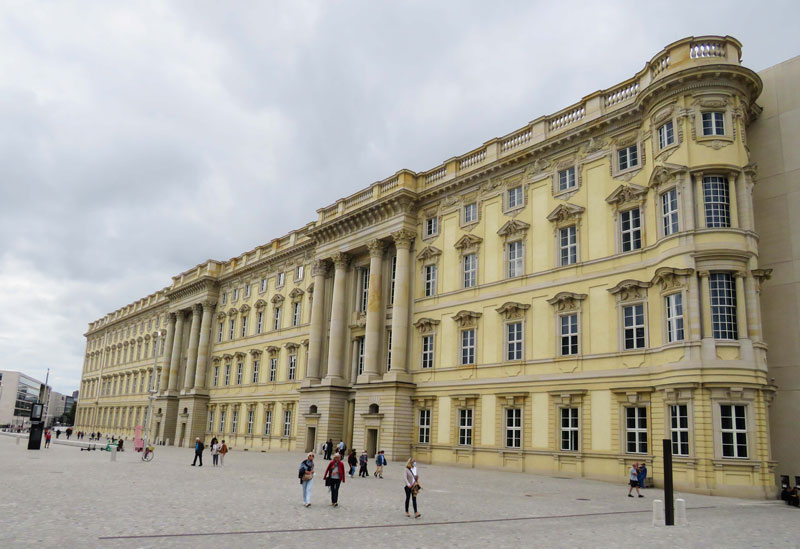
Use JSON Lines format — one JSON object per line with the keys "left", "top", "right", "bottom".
{"left": 326, "top": 439, "right": 333, "bottom": 460}
{"left": 299, "top": 453, "right": 315, "bottom": 507}
{"left": 637, "top": 462, "right": 648, "bottom": 489}
{"left": 375, "top": 450, "right": 387, "bottom": 478}
{"left": 323, "top": 453, "right": 345, "bottom": 507}
{"left": 359, "top": 450, "right": 369, "bottom": 478}
{"left": 191, "top": 437, "right": 204, "bottom": 466}
{"left": 347, "top": 450, "right": 358, "bottom": 477}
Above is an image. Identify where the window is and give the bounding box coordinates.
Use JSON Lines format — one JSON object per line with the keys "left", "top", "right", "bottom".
{"left": 390, "top": 255, "right": 397, "bottom": 305}
{"left": 269, "top": 358, "right": 277, "bottom": 382}
{"left": 277, "top": 272, "right": 285, "bottom": 287}
{"left": 288, "top": 355, "right": 297, "bottom": 380}
{"left": 506, "top": 408, "right": 521, "bottom": 449}
{"left": 720, "top": 404, "right": 748, "bottom": 458}
{"left": 710, "top": 273, "right": 737, "bottom": 340}
{"left": 618, "top": 144, "right": 639, "bottom": 171}
{"left": 260, "top": 278, "right": 267, "bottom": 292}
{"left": 661, "top": 188, "right": 679, "bottom": 236}
{"left": 559, "top": 226, "right": 577, "bottom": 266}
{"left": 292, "top": 302, "right": 301, "bottom": 327}
{"left": 252, "top": 359, "right": 260, "bottom": 383}
{"left": 208, "top": 411, "right": 214, "bottom": 432}
{"left": 213, "top": 366, "right": 219, "bottom": 387}
{"left": 507, "top": 186, "right": 523, "bottom": 209}
{"left": 665, "top": 293, "right": 684, "bottom": 343}
{"left": 264, "top": 410, "right": 272, "bottom": 435}
{"left": 219, "top": 410, "right": 226, "bottom": 432}
{"left": 560, "top": 313, "right": 579, "bottom": 356}
{"left": 386, "top": 330, "right": 392, "bottom": 371}
{"left": 620, "top": 208, "right": 642, "bottom": 252}
{"left": 560, "top": 407, "right": 579, "bottom": 451}
{"left": 458, "top": 408, "right": 473, "bottom": 445}
{"left": 231, "top": 410, "right": 238, "bottom": 433}
{"left": 357, "top": 338, "right": 365, "bottom": 375}
{"left": 296, "top": 265, "right": 304, "bottom": 280}
{"left": 425, "top": 216, "right": 438, "bottom": 237}
{"left": 702, "top": 111, "right": 725, "bottom": 136}
{"left": 657, "top": 120, "right": 675, "bottom": 149}
{"left": 507, "top": 240, "right": 523, "bottom": 278}
{"left": 670, "top": 404, "right": 689, "bottom": 456}
{"left": 625, "top": 406, "right": 648, "bottom": 454}
{"left": 221, "top": 293, "right": 228, "bottom": 305}
{"left": 506, "top": 322, "right": 523, "bottom": 361}
{"left": 463, "top": 253, "right": 477, "bottom": 288}
{"left": 558, "top": 167, "right": 576, "bottom": 192}
{"left": 424, "top": 264, "right": 437, "bottom": 297}
{"left": 418, "top": 409, "right": 431, "bottom": 444}
{"left": 236, "top": 362, "right": 243, "bottom": 385}
{"left": 245, "top": 284, "right": 251, "bottom": 298}
{"left": 464, "top": 203, "right": 477, "bottom": 223}
{"left": 623, "top": 304, "right": 646, "bottom": 350}
{"left": 224, "top": 364, "right": 231, "bottom": 385}
{"left": 241, "top": 316, "right": 248, "bottom": 337}
{"left": 460, "top": 329, "right": 475, "bottom": 365}
{"left": 421, "top": 335, "right": 434, "bottom": 369}
{"left": 283, "top": 410, "right": 292, "bottom": 437}
{"left": 359, "top": 268, "right": 370, "bottom": 311}
{"left": 703, "top": 176, "right": 730, "bottom": 228}
{"left": 247, "top": 410, "right": 254, "bottom": 434}
{"left": 273, "top": 306, "right": 281, "bottom": 330}
{"left": 233, "top": 288, "right": 239, "bottom": 301}
{"left": 229, "top": 319, "right": 235, "bottom": 340}
{"left": 256, "top": 311, "right": 263, "bottom": 334}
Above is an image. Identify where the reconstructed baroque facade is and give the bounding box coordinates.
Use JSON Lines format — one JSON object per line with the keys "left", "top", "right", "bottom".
{"left": 76, "top": 36, "right": 776, "bottom": 498}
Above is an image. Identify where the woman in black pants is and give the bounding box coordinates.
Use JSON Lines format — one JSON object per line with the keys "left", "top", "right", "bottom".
{"left": 323, "top": 453, "right": 346, "bottom": 507}
{"left": 404, "top": 458, "right": 421, "bottom": 518}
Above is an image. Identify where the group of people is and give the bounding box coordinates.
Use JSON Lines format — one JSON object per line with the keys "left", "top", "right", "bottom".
{"left": 627, "top": 462, "right": 648, "bottom": 497}
{"left": 191, "top": 437, "right": 228, "bottom": 467}
{"left": 298, "top": 446, "right": 421, "bottom": 517}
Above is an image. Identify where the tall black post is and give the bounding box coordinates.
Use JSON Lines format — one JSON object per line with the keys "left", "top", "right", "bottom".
{"left": 663, "top": 438, "right": 674, "bottom": 526}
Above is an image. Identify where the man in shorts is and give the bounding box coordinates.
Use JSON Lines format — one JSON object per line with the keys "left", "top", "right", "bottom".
{"left": 628, "top": 462, "right": 644, "bottom": 497}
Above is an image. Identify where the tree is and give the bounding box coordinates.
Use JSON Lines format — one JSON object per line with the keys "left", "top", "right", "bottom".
{"left": 63, "top": 402, "right": 76, "bottom": 425}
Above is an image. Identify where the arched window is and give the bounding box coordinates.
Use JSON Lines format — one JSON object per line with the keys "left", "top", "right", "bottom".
{"left": 368, "top": 403, "right": 380, "bottom": 414}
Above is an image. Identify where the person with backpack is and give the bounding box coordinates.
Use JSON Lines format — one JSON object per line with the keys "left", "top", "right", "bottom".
{"left": 358, "top": 450, "right": 369, "bottom": 478}
{"left": 375, "top": 450, "right": 387, "bottom": 478}
{"left": 323, "top": 453, "right": 345, "bottom": 507}
{"left": 298, "top": 453, "right": 315, "bottom": 507}
{"left": 219, "top": 440, "right": 228, "bottom": 466}
{"left": 347, "top": 449, "right": 358, "bottom": 478}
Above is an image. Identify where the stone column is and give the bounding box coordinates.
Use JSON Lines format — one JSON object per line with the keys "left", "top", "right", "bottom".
{"left": 387, "top": 229, "right": 415, "bottom": 378}
{"left": 159, "top": 314, "right": 176, "bottom": 393}
{"left": 359, "top": 239, "right": 385, "bottom": 383}
{"left": 699, "top": 271, "right": 715, "bottom": 360}
{"left": 694, "top": 174, "right": 706, "bottom": 229}
{"left": 183, "top": 304, "right": 202, "bottom": 390}
{"left": 304, "top": 260, "right": 329, "bottom": 385}
{"left": 194, "top": 301, "right": 215, "bottom": 390}
{"left": 682, "top": 173, "right": 696, "bottom": 231}
{"left": 167, "top": 311, "right": 185, "bottom": 392}
{"left": 324, "top": 252, "right": 350, "bottom": 384}
{"left": 735, "top": 170, "right": 752, "bottom": 231}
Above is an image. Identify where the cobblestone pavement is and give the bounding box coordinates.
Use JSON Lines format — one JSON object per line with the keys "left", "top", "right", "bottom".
{"left": 0, "top": 434, "right": 796, "bottom": 548}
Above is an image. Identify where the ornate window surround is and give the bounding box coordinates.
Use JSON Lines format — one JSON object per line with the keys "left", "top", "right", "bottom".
{"left": 496, "top": 302, "right": 530, "bottom": 363}
{"left": 547, "top": 203, "right": 585, "bottom": 268}
{"left": 413, "top": 317, "right": 440, "bottom": 371}
{"left": 608, "top": 279, "right": 652, "bottom": 352}
{"left": 547, "top": 292, "right": 587, "bottom": 358}
{"left": 606, "top": 183, "right": 648, "bottom": 255}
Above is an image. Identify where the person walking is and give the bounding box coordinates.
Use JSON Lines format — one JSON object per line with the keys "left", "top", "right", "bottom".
{"left": 191, "top": 437, "right": 204, "bottom": 466}
{"left": 359, "top": 450, "right": 369, "bottom": 478}
{"left": 404, "top": 458, "right": 421, "bottom": 518}
{"left": 66, "top": 427, "right": 72, "bottom": 440}
{"left": 627, "top": 462, "right": 643, "bottom": 497}
{"left": 347, "top": 449, "right": 358, "bottom": 478}
{"left": 55, "top": 428, "right": 61, "bottom": 439}
{"left": 326, "top": 439, "right": 333, "bottom": 460}
{"left": 323, "top": 453, "right": 345, "bottom": 507}
{"left": 637, "top": 462, "right": 648, "bottom": 489}
{"left": 44, "top": 429, "right": 51, "bottom": 448}
{"left": 211, "top": 441, "right": 220, "bottom": 466}
{"left": 299, "top": 452, "right": 315, "bottom": 507}
{"left": 375, "top": 450, "right": 387, "bottom": 478}
{"left": 219, "top": 440, "right": 228, "bottom": 466}
{"left": 337, "top": 439, "right": 345, "bottom": 456}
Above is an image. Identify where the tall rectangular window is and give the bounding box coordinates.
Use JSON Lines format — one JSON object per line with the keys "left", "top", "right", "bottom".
{"left": 359, "top": 268, "right": 370, "bottom": 311}
{"left": 233, "top": 288, "right": 239, "bottom": 301}
{"left": 273, "top": 306, "right": 281, "bottom": 330}
{"left": 292, "top": 302, "right": 301, "bottom": 327}
{"left": 560, "top": 407, "right": 579, "bottom": 451}
{"left": 463, "top": 253, "right": 477, "bottom": 288}
{"left": 264, "top": 410, "right": 272, "bottom": 436}
{"left": 560, "top": 313, "right": 579, "bottom": 356}
{"left": 296, "top": 265, "right": 304, "bottom": 280}
{"left": 458, "top": 408, "right": 473, "bottom": 445}
{"left": 357, "top": 337, "right": 365, "bottom": 375}
{"left": 229, "top": 319, "right": 235, "bottom": 340}
{"left": 425, "top": 217, "right": 438, "bottom": 237}
{"left": 241, "top": 316, "right": 248, "bottom": 337}
{"left": 720, "top": 404, "right": 748, "bottom": 458}
{"left": 213, "top": 366, "right": 219, "bottom": 387}
{"left": 288, "top": 355, "right": 297, "bottom": 380}
{"left": 421, "top": 335, "right": 434, "bottom": 369}
{"left": 703, "top": 176, "right": 730, "bottom": 228}
{"left": 224, "top": 364, "right": 231, "bottom": 385}
{"left": 221, "top": 292, "right": 227, "bottom": 305}
{"left": 277, "top": 272, "right": 285, "bottom": 287}
{"left": 665, "top": 293, "right": 685, "bottom": 343}
{"left": 559, "top": 226, "right": 577, "bottom": 266}
{"left": 283, "top": 410, "right": 292, "bottom": 437}
{"left": 507, "top": 241, "right": 523, "bottom": 278}
{"left": 506, "top": 322, "right": 523, "bottom": 361}
{"left": 657, "top": 120, "right": 675, "bottom": 149}
{"left": 464, "top": 202, "right": 478, "bottom": 223}
{"left": 245, "top": 284, "right": 251, "bottom": 298}
{"left": 508, "top": 186, "right": 523, "bottom": 209}
{"left": 256, "top": 311, "right": 263, "bottom": 334}
{"left": 618, "top": 144, "right": 639, "bottom": 171}
{"left": 710, "top": 273, "right": 737, "bottom": 339}
{"left": 661, "top": 188, "right": 679, "bottom": 236}
{"left": 460, "top": 329, "right": 475, "bottom": 365}
{"left": 702, "top": 111, "right": 725, "bottom": 136}
{"left": 269, "top": 358, "right": 277, "bottom": 382}
{"left": 208, "top": 411, "right": 214, "bottom": 432}
{"left": 670, "top": 404, "right": 689, "bottom": 456}
{"left": 219, "top": 410, "right": 226, "bottom": 432}
{"left": 260, "top": 278, "right": 267, "bottom": 292}
{"left": 623, "top": 304, "right": 646, "bottom": 350}
{"left": 620, "top": 208, "right": 642, "bottom": 252}
{"left": 252, "top": 359, "right": 260, "bottom": 383}
{"left": 625, "top": 406, "right": 648, "bottom": 454}
{"left": 247, "top": 410, "right": 254, "bottom": 434}
{"left": 424, "top": 264, "right": 437, "bottom": 297}
{"left": 236, "top": 362, "right": 243, "bottom": 385}
{"left": 418, "top": 409, "right": 431, "bottom": 444}
{"left": 231, "top": 410, "right": 238, "bottom": 433}
{"left": 386, "top": 330, "right": 392, "bottom": 371}
{"left": 390, "top": 255, "right": 397, "bottom": 305}
{"left": 506, "top": 408, "right": 521, "bottom": 448}
{"left": 558, "top": 167, "right": 576, "bottom": 192}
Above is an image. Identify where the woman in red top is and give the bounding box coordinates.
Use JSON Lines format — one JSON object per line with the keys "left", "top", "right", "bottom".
{"left": 44, "top": 429, "right": 51, "bottom": 448}
{"left": 323, "top": 452, "right": 346, "bottom": 507}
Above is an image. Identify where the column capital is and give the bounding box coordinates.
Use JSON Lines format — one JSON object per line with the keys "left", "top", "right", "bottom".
{"left": 392, "top": 229, "right": 416, "bottom": 250}
{"left": 168, "top": 312, "right": 178, "bottom": 322}
{"left": 311, "top": 259, "right": 330, "bottom": 277}
{"left": 367, "top": 238, "right": 386, "bottom": 258}
{"left": 331, "top": 252, "right": 351, "bottom": 269}
{"left": 192, "top": 303, "right": 203, "bottom": 313}
{"left": 732, "top": 271, "right": 747, "bottom": 279}
{"left": 698, "top": 270, "right": 711, "bottom": 278}
{"left": 202, "top": 300, "right": 217, "bottom": 310}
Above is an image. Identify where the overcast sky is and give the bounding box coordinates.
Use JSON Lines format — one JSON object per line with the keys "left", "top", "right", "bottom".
{"left": 1, "top": 1, "right": 798, "bottom": 395}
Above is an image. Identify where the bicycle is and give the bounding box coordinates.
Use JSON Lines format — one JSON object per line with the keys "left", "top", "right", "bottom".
{"left": 142, "top": 444, "right": 155, "bottom": 462}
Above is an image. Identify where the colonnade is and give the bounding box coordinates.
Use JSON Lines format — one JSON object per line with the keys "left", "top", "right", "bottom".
{"left": 158, "top": 300, "right": 215, "bottom": 394}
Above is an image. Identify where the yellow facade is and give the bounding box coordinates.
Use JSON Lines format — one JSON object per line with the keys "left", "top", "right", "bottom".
{"left": 76, "top": 36, "right": 776, "bottom": 498}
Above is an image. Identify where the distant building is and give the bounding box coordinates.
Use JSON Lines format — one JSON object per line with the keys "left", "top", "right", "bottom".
{"left": 0, "top": 371, "right": 48, "bottom": 430}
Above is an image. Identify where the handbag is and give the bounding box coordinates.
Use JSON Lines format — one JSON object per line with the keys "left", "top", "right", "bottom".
{"left": 302, "top": 470, "right": 313, "bottom": 481}
{"left": 324, "top": 477, "right": 332, "bottom": 487}
{"left": 412, "top": 483, "right": 421, "bottom": 496}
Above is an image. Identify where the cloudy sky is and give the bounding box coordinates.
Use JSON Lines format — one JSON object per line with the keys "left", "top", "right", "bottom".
{"left": 1, "top": 1, "right": 798, "bottom": 394}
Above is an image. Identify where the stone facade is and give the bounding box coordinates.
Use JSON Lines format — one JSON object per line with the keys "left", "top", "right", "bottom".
{"left": 75, "top": 36, "right": 778, "bottom": 498}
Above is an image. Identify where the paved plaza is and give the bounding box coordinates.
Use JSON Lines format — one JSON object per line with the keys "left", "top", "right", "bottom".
{"left": 0, "top": 434, "right": 796, "bottom": 548}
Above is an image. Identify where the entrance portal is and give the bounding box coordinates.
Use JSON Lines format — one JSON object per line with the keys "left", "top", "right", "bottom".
{"left": 306, "top": 427, "right": 316, "bottom": 453}
{"left": 178, "top": 423, "right": 186, "bottom": 447}
{"left": 366, "top": 428, "right": 378, "bottom": 458}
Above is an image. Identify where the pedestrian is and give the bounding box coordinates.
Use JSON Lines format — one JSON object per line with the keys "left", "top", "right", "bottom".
{"left": 627, "top": 462, "right": 643, "bottom": 497}
{"left": 323, "top": 452, "right": 345, "bottom": 507}
{"left": 359, "top": 450, "right": 369, "bottom": 478}
{"left": 210, "top": 436, "right": 218, "bottom": 449}
{"left": 66, "top": 427, "right": 72, "bottom": 440}
{"left": 404, "top": 458, "right": 421, "bottom": 518}
{"left": 211, "top": 441, "right": 220, "bottom": 466}
{"left": 637, "top": 462, "right": 648, "bottom": 489}
{"left": 219, "top": 440, "right": 228, "bottom": 466}
{"left": 55, "top": 428, "right": 61, "bottom": 439}
{"left": 347, "top": 449, "right": 358, "bottom": 477}
{"left": 375, "top": 450, "right": 387, "bottom": 478}
{"left": 44, "top": 429, "right": 51, "bottom": 448}
{"left": 338, "top": 439, "right": 346, "bottom": 456}
{"left": 299, "top": 452, "right": 315, "bottom": 507}
{"left": 321, "top": 440, "right": 328, "bottom": 459}
{"left": 191, "top": 437, "right": 204, "bottom": 467}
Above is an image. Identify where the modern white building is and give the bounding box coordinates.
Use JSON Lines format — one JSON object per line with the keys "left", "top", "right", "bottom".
{"left": 0, "top": 371, "right": 49, "bottom": 430}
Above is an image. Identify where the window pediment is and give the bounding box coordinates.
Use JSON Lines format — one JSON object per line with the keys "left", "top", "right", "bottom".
{"left": 234, "top": 352, "right": 246, "bottom": 359}
{"left": 608, "top": 279, "right": 651, "bottom": 301}
{"left": 254, "top": 299, "right": 267, "bottom": 310}
{"left": 227, "top": 307, "right": 238, "bottom": 317}
{"left": 413, "top": 317, "right": 440, "bottom": 333}
{"left": 605, "top": 183, "right": 648, "bottom": 207}
{"left": 546, "top": 291, "right": 587, "bottom": 311}
{"left": 266, "top": 346, "right": 281, "bottom": 356}
{"left": 416, "top": 246, "right": 442, "bottom": 263}
{"left": 546, "top": 203, "right": 585, "bottom": 224}
{"left": 284, "top": 342, "right": 300, "bottom": 351}
{"left": 222, "top": 353, "right": 233, "bottom": 361}
{"left": 651, "top": 267, "right": 694, "bottom": 291}
{"left": 249, "top": 349, "right": 262, "bottom": 356}
{"left": 451, "top": 310, "right": 482, "bottom": 328}
{"left": 271, "top": 294, "right": 285, "bottom": 305}
{"left": 649, "top": 163, "right": 688, "bottom": 189}
{"left": 454, "top": 234, "right": 483, "bottom": 252}
{"left": 239, "top": 304, "right": 251, "bottom": 314}
{"left": 497, "top": 219, "right": 530, "bottom": 237}
{"left": 289, "top": 287, "right": 305, "bottom": 301}
{"left": 495, "top": 301, "right": 530, "bottom": 319}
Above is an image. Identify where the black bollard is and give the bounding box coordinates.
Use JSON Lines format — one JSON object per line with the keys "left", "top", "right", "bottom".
{"left": 663, "top": 438, "right": 674, "bottom": 526}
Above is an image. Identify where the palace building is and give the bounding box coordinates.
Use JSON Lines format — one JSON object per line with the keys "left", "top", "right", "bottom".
{"left": 75, "top": 36, "right": 777, "bottom": 498}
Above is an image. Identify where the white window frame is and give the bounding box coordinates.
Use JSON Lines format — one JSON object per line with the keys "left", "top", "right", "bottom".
{"left": 625, "top": 406, "right": 648, "bottom": 454}
{"left": 236, "top": 362, "right": 243, "bottom": 385}
{"left": 283, "top": 410, "right": 292, "bottom": 437}
{"left": 389, "top": 255, "right": 397, "bottom": 306}
{"left": 418, "top": 409, "right": 431, "bottom": 444}
{"left": 233, "top": 288, "right": 239, "bottom": 301}
{"left": 213, "top": 366, "right": 219, "bottom": 387}
{"left": 559, "top": 225, "right": 577, "bottom": 266}
{"left": 256, "top": 311, "right": 263, "bottom": 334}
{"left": 661, "top": 187, "right": 679, "bottom": 237}
{"left": 463, "top": 252, "right": 477, "bottom": 288}
{"left": 231, "top": 410, "right": 238, "bottom": 433}
{"left": 657, "top": 120, "right": 675, "bottom": 149}
{"left": 620, "top": 208, "right": 642, "bottom": 252}
{"left": 421, "top": 334, "right": 434, "bottom": 369}
{"left": 386, "top": 330, "right": 392, "bottom": 371}
{"left": 296, "top": 265, "right": 304, "bottom": 281}
{"left": 247, "top": 409, "right": 254, "bottom": 434}
{"left": 424, "top": 264, "right": 437, "bottom": 297}
{"left": 622, "top": 303, "right": 647, "bottom": 350}
{"left": 505, "top": 407, "right": 521, "bottom": 449}
{"left": 665, "top": 292, "right": 685, "bottom": 343}
{"left": 558, "top": 167, "right": 576, "bottom": 192}
{"left": 560, "top": 407, "right": 579, "bottom": 451}
{"left": 356, "top": 337, "right": 365, "bottom": 375}
{"left": 669, "top": 403, "right": 690, "bottom": 457}
{"left": 559, "top": 313, "right": 579, "bottom": 356}
{"left": 241, "top": 315, "right": 248, "bottom": 338}
{"left": 710, "top": 273, "right": 737, "bottom": 340}
{"left": 702, "top": 111, "right": 725, "bottom": 136}
{"left": 720, "top": 404, "right": 748, "bottom": 459}
{"left": 505, "top": 321, "right": 523, "bottom": 361}
{"left": 217, "top": 322, "right": 224, "bottom": 343}
{"left": 506, "top": 240, "right": 524, "bottom": 278}
{"left": 359, "top": 267, "right": 370, "bottom": 312}
{"left": 703, "top": 176, "right": 731, "bottom": 228}
{"left": 292, "top": 301, "right": 301, "bottom": 327}
{"left": 458, "top": 408, "right": 473, "bottom": 446}
{"left": 252, "top": 359, "right": 260, "bottom": 383}
{"left": 507, "top": 186, "right": 523, "bottom": 210}
{"left": 245, "top": 284, "right": 251, "bottom": 298}
{"left": 208, "top": 410, "right": 214, "bottom": 432}
{"left": 264, "top": 410, "right": 272, "bottom": 436}
{"left": 425, "top": 216, "right": 439, "bottom": 238}
{"left": 273, "top": 306, "right": 282, "bottom": 331}
{"left": 463, "top": 202, "right": 478, "bottom": 224}
{"left": 277, "top": 272, "right": 285, "bottom": 287}
{"left": 260, "top": 278, "right": 267, "bottom": 293}
{"left": 224, "top": 363, "right": 231, "bottom": 385}
{"left": 269, "top": 357, "right": 277, "bottom": 382}
{"left": 460, "top": 328, "right": 476, "bottom": 366}
{"left": 288, "top": 354, "right": 297, "bottom": 380}
{"left": 219, "top": 410, "right": 226, "bottom": 432}
{"left": 617, "top": 144, "right": 639, "bottom": 172}
{"left": 229, "top": 319, "right": 235, "bottom": 340}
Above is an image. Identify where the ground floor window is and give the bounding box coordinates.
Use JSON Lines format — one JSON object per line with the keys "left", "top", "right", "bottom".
{"left": 720, "top": 404, "right": 748, "bottom": 458}
{"left": 458, "top": 408, "right": 473, "bottom": 446}
{"left": 560, "top": 407, "right": 578, "bottom": 451}
{"left": 418, "top": 409, "right": 431, "bottom": 444}
{"left": 625, "top": 406, "right": 648, "bottom": 454}
{"left": 670, "top": 404, "right": 689, "bottom": 456}
{"left": 506, "top": 408, "right": 521, "bottom": 448}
